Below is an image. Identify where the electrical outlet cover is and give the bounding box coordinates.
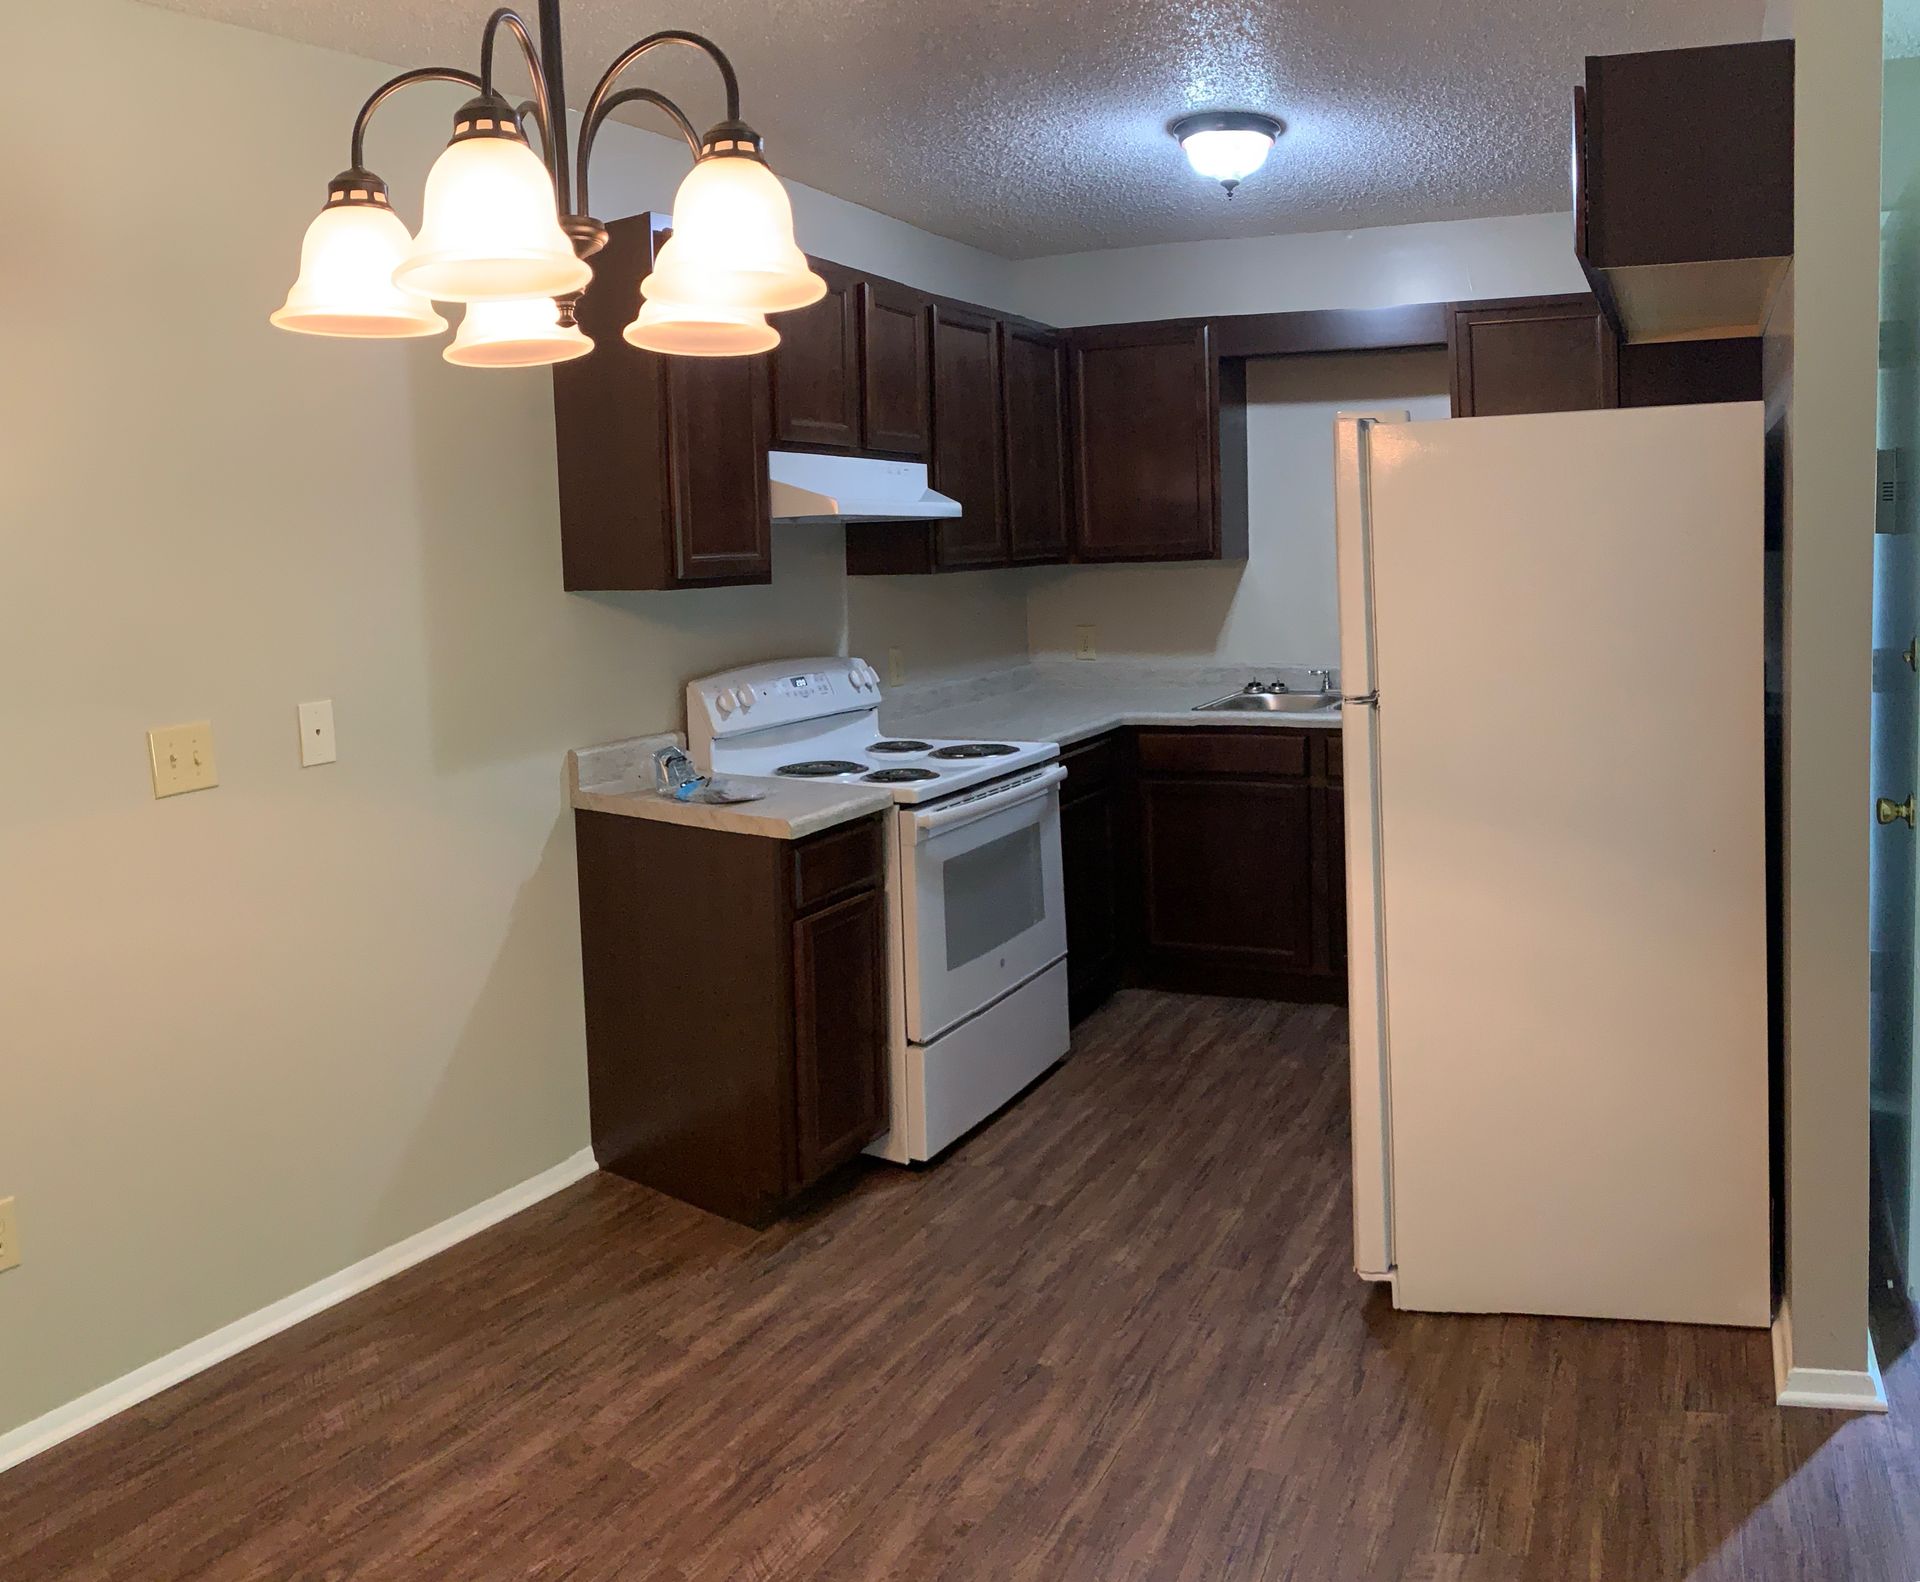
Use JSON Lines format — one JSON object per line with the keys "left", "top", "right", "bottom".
{"left": 0, "top": 1197, "right": 19, "bottom": 1274}
{"left": 149, "top": 722, "right": 217, "bottom": 798}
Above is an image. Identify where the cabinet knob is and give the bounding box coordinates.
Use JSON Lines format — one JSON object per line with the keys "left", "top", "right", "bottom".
{"left": 1877, "top": 794, "right": 1915, "bottom": 829}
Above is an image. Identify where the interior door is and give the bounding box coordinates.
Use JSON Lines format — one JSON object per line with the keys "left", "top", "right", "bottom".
{"left": 1365, "top": 402, "right": 1770, "bottom": 1325}
{"left": 1871, "top": 479, "right": 1919, "bottom": 1301}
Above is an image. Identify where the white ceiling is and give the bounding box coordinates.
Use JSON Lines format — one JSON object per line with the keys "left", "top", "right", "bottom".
{"left": 141, "top": 0, "right": 1765, "bottom": 258}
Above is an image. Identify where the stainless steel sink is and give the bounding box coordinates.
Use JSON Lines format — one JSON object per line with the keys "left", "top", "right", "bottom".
{"left": 1195, "top": 690, "right": 1341, "bottom": 714}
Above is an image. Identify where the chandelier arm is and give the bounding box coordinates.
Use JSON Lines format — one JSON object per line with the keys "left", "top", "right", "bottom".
{"left": 579, "top": 31, "right": 742, "bottom": 160}
{"left": 348, "top": 66, "right": 484, "bottom": 172}
{"left": 478, "top": 9, "right": 561, "bottom": 188}
{"left": 515, "top": 98, "right": 554, "bottom": 161}
{"left": 574, "top": 88, "right": 701, "bottom": 221}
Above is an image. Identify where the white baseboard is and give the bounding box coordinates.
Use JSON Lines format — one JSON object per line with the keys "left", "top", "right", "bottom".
{"left": 1771, "top": 1300, "right": 1889, "bottom": 1412}
{"left": 0, "top": 1148, "right": 598, "bottom": 1477}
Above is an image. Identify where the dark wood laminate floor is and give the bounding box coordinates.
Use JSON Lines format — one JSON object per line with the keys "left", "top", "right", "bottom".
{"left": 6, "top": 991, "right": 1918, "bottom": 1581}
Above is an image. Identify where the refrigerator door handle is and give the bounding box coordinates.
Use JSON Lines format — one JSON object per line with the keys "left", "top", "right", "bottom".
{"left": 1342, "top": 692, "right": 1378, "bottom": 706}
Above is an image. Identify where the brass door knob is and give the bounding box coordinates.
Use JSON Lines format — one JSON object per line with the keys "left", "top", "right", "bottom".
{"left": 1877, "top": 795, "right": 1916, "bottom": 828}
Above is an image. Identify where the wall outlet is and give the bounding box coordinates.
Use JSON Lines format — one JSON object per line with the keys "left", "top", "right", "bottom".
{"left": 887, "top": 647, "right": 906, "bottom": 686}
{"left": 298, "top": 699, "right": 337, "bottom": 767}
{"left": 0, "top": 1197, "right": 19, "bottom": 1274}
{"left": 1074, "top": 624, "right": 1098, "bottom": 660}
{"left": 148, "top": 721, "right": 217, "bottom": 798}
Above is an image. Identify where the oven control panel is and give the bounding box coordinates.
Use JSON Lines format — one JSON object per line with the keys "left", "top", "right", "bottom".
{"left": 686, "top": 656, "right": 884, "bottom": 744}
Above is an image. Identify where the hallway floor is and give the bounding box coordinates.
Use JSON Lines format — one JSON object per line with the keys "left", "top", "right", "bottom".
{"left": 5, "top": 991, "right": 1917, "bottom": 1580}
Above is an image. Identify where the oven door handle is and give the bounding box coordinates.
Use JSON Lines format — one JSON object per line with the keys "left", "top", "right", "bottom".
{"left": 909, "top": 763, "right": 1066, "bottom": 839}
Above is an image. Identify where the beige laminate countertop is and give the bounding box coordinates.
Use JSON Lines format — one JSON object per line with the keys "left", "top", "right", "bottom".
{"left": 881, "top": 659, "right": 1342, "bottom": 747}
{"left": 567, "top": 663, "right": 1341, "bottom": 842}
{"left": 567, "top": 732, "right": 894, "bottom": 842}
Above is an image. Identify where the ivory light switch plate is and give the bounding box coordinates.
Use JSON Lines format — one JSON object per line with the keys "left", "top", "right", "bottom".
{"left": 298, "top": 700, "right": 337, "bottom": 767}
{"left": 1075, "top": 625, "right": 1098, "bottom": 660}
{"left": 0, "top": 1198, "right": 19, "bottom": 1274}
{"left": 148, "top": 721, "right": 217, "bottom": 798}
{"left": 887, "top": 648, "right": 906, "bottom": 686}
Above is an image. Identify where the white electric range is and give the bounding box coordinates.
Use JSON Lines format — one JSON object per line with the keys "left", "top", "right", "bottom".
{"left": 688, "top": 658, "right": 1071, "bottom": 1163}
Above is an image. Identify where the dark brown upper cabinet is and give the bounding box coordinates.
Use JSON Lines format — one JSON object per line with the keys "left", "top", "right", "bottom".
{"left": 553, "top": 212, "right": 772, "bottom": 590}
{"left": 1070, "top": 323, "right": 1247, "bottom": 563}
{"left": 860, "top": 278, "right": 932, "bottom": 456}
{"left": 1449, "top": 296, "right": 1619, "bottom": 418}
{"left": 769, "top": 260, "right": 861, "bottom": 450}
{"left": 1000, "top": 322, "right": 1073, "bottom": 565}
{"left": 1574, "top": 40, "right": 1793, "bottom": 343}
{"left": 926, "top": 305, "right": 1009, "bottom": 568}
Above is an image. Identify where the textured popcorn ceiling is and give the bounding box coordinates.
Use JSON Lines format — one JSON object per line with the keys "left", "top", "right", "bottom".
{"left": 139, "top": 0, "right": 1764, "bottom": 257}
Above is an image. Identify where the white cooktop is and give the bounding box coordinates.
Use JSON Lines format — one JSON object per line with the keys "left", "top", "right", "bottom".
{"left": 687, "top": 657, "right": 1058, "bottom": 805}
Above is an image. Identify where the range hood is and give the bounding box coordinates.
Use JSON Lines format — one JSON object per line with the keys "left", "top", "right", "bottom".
{"left": 768, "top": 449, "right": 961, "bottom": 523}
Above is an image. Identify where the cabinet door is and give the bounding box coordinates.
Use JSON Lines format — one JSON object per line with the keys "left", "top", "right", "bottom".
{"left": 1138, "top": 777, "right": 1316, "bottom": 984}
{"left": 1071, "top": 324, "right": 1219, "bottom": 561}
{"left": 770, "top": 262, "right": 861, "bottom": 449}
{"left": 929, "top": 305, "right": 1009, "bottom": 568}
{"left": 1449, "top": 298, "right": 1618, "bottom": 418}
{"left": 1312, "top": 784, "right": 1348, "bottom": 979}
{"left": 665, "top": 351, "right": 773, "bottom": 583}
{"left": 1062, "top": 784, "right": 1123, "bottom": 1021}
{"left": 791, "top": 887, "right": 888, "bottom": 1187}
{"left": 1000, "top": 323, "right": 1071, "bottom": 565}
{"left": 860, "top": 279, "right": 931, "bottom": 456}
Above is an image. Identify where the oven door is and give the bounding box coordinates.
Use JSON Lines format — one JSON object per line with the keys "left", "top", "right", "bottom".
{"left": 901, "top": 764, "right": 1068, "bottom": 1044}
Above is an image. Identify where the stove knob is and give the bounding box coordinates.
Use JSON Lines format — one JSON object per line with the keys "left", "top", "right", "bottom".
{"left": 715, "top": 688, "right": 738, "bottom": 716}
{"left": 850, "top": 670, "right": 869, "bottom": 691}
{"left": 737, "top": 684, "right": 757, "bottom": 710}
{"left": 863, "top": 663, "right": 883, "bottom": 689}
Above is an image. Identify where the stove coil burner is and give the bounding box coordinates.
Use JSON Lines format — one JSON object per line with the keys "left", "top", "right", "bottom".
{"left": 774, "top": 760, "right": 867, "bottom": 778}
{"left": 869, "top": 739, "right": 933, "bottom": 754}
{"left": 863, "top": 767, "right": 940, "bottom": 783}
{"left": 929, "top": 742, "right": 1019, "bottom": 759}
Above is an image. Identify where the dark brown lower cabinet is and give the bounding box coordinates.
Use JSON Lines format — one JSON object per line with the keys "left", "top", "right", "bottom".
{"left": 1130, "top": 729, "right": 1346, "bottom": 1004}
{"left": 1060, "top": 732, "right": 1136, "bottom": 1021}
{"left": 574, "top": 811, "right": 888, "bottom": 1225}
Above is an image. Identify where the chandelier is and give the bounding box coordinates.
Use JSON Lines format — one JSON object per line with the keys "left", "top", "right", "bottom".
{"left": 272, "top": 2, "right": 825, "bottom": 365}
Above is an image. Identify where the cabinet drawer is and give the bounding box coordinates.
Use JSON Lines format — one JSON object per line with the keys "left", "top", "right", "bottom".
{"left": 1061, "top": 730, "right": 1126, "bottom": 800}
{"left": 1135, "top": 729, "right": 1308, "bottom": 780}
{"left": 790, "top": 816, "right": 885, "bottom": 912}
{"left": 1323, "top": 734, "right": 1343, "bottom": 785}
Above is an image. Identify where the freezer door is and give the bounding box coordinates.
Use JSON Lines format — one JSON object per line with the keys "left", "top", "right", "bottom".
{"left": 1332, "top": 411, "right": 1408, "bottom": 699}
{"left": 1366, "top": 402, "right": 1770, "bottom": 1326}
{"left": 1334, "top": 410, "right": 1409, "bottom": 1282}
{"left": 1342, "top": 701, "right": 1394, "bottom": 1281}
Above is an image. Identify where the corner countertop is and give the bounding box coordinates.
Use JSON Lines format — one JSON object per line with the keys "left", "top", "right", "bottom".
{"left": 567, "top": 732, "right": 895, "bottom": 842}
{"left": 567, "top": 663, "right": 1340, "bottom": 843}
{"left": 880, "top": 659, "right": 1343, "bottom": 748}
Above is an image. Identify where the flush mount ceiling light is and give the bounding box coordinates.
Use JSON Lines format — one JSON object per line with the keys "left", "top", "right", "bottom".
{"left": 1170, "top": 111, "right": 1285, "bottom": 196}
{"left": 272, "top": 1, "right": 825, "bottom": 365}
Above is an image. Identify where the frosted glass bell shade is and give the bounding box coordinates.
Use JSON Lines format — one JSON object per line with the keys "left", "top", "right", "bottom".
{"left": 624, "top": 291, "right": 780, "bottom": 357}
{"left": 271, "top": 202, "right": 447, "bottom": 338}
{"left": 444, "top": 297, "right": 593, "bottom": 367}
{"left": 394, "top": 135, "right": 591, "bottom": 303}
{"left": 639, "top": 154, "right": 825, "bottom": 315}
{"left": 1179, "top": 127, "right": 1275, "bottom": 187}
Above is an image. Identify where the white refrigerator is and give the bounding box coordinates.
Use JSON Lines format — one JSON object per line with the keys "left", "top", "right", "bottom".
{"left": 1334, "top": 402, "right": 1771, "bottom": 1327}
